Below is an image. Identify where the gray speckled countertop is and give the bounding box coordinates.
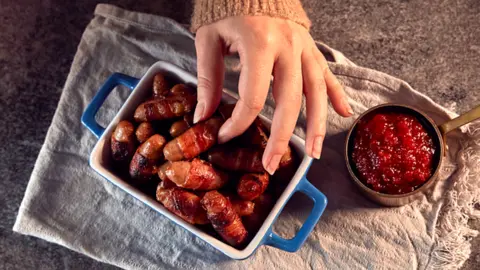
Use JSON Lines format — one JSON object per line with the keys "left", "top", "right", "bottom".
{"left": 1, "top": 1, "right": 478, "bottom": 269}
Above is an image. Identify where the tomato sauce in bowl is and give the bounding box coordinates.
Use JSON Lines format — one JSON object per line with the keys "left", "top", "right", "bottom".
{"left": 351, "top": 112, "right": 436, "bottom": 195}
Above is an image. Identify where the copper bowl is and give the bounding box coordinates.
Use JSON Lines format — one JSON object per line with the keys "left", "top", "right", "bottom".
{"left": 345, "top": 103, "right": 480, "bottom": 206}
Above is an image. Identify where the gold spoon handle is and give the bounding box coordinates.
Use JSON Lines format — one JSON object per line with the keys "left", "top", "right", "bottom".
{"left": 439, "top": 105, "right": 480, "bottom": 134}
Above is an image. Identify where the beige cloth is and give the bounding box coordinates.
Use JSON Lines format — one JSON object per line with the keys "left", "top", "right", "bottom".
{"left": 13, "top": 4, "right": 479, "bottom": 270}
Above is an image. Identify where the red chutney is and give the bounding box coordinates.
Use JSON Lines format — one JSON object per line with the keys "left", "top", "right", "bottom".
{"left": 352, "top": 112, "right": 436, "bottom": 195}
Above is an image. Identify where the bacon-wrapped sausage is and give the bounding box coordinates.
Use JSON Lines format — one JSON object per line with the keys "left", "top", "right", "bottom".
{"left": 156, "top": 181, "right": 209, "bottom": 225}
{"left": 218, "top": 104, "right": 268, "bottom": 149}
{"left": 169, "top": 114, "right": 194, "bottom": 138}
{"left": 165, "top": 158, "right": 229, "bottom": 190}
{"left": 243, "top": 193, "right": 274, "bottom": 233}
{"left": 152, "top": 73, "right": 170, "bottom": 98}
{"left": 225, "top": 195, "right": 255, "bottom": 217}
{"left": 237, "top": 172, "right": 269, "bottom": 201}
{"left": 135, "top": 122, "right": 155, "bottom": 144}
{"left": 163, "top": 117, "right": 223, "bottom": 161}
{"left": 111, "top": 120, "right": 136, "bottom": 162}
{"left": 240, "top": 119, "right": 269, "bottom": 149}
{"left": 134, "top": 91, "right": 196, "bottom": 122}
{"left": 201, "top": 191, "right": 248, "bottom": 246}
{"left": 129, "top": 134, "right": 166, "bottom": 182}
{"left": 207, "top": 147, "right": 264, "bottom": 173}
{"left": 157, "top": 161, "right": 171, "bottom": 182}
{"left": 170, "top": 84, "right": 194, "bottom": 95}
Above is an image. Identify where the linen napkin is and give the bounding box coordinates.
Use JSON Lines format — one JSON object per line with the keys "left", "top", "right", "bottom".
{"left": 14, "top": 4, "right": 480, "bottom": 270}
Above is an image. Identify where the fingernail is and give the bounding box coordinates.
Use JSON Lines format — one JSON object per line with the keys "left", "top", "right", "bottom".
{"left": 217, "top": 120, "right": 232, "bottom": 144}
{"left": 265, "top": 154, "right": 282, "bottom": 175}
{"left": 193, "top": 102, "right": 205, "bottom": 124}
{"left": 345, "top": 100, "right": 354, "bottom": 116}
{"left": 312, "top": 136, "right": 324, "bottom": 159}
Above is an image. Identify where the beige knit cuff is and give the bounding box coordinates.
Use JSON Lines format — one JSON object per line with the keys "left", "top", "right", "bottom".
{"left": 191, "top": 0, "right": 311, "bottom": 33}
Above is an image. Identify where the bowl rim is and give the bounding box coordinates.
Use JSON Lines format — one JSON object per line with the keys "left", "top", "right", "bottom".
{"left": 88, "top": 60, "right": 315, "bottom": 259}
{"left": 344, "top": 103, "right": 445, "bottom": 199}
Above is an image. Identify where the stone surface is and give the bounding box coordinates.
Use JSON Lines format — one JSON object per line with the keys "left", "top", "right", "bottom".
{"left": 305, "top": 0, "right": 480, "bottom": 115}
{"left": 0, "top": 0, "right": 478, "bottom": 269}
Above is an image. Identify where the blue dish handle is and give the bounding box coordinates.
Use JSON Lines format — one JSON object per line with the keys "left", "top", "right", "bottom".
{"left": 264, "top": 177, "right": 327, "bottom": 252}
{"left": 81, "top": 73, "right": 140, "bottom": 138}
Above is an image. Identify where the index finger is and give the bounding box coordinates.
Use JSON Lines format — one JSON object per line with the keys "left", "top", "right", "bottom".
{"left": 217, "top": 47, "right": 275, "bottom": 144}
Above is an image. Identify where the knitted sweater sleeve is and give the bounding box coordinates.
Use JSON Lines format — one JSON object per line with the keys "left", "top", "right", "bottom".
{"left": 190, "top": 0, "right": 311, "bottom": 32}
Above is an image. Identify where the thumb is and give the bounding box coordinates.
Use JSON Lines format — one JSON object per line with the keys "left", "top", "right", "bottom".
{"left": 194, "top": 28, "right": 225, "bottom": 123}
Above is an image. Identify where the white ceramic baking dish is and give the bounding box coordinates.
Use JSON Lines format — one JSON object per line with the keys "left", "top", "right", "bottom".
{"left": 81, "top": 61, "right": 327, "bottom": 259}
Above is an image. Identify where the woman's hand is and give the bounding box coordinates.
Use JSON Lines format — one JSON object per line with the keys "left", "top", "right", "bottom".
{"left": 194, "top": 16, "right": 353, "bottom": 175}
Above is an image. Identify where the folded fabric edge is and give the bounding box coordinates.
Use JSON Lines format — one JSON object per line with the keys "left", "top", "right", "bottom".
{"left": 428, "top": 122, "right": 480, "bottom": 269}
